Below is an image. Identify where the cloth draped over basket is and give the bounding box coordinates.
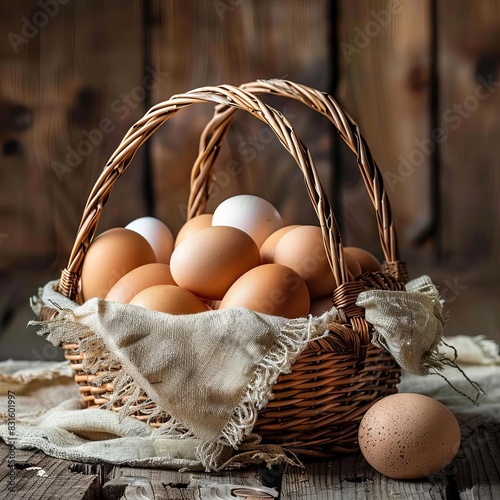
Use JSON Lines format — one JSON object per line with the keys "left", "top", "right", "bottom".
{"left": 22, "top": 79, "right": 481, "bottom": 470}
{"left": 28, "top": 273, "right": 460, "bottom": 470}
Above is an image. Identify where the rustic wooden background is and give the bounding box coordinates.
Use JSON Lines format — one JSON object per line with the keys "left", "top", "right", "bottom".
{"left": 0, "top": 0, "right": 499, "bottom": 360}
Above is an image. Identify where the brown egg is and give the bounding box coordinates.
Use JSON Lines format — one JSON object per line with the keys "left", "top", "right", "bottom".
{"left": 343, "top": 251, "right": 362, "bottom": 278}
{"left": 130, "top": 284, "right": 210, "bottom": 315}
{"left": 170, "top": 226, "right": 261, "bottom": 300}
{"left": 358, "top": 393, "right": 461, "bottom": 479}
{"left": 273, "top": 225, "right": 336, "bottom": 299}
{"left": 81, "top": 228, "right": 156, "bottom": 301}
{"left": 175, "top": 213, "right": 213, "bottom": 247}
{"left": 219, "top": 264, "right": 310, "bottom": 319}
{"left": 309, "top": 296, "right": 335, "bottom": 316}
{"left": 105, "top": 263, "right": 176, "bottom": 303}
{"left": 344, "top": 246, "right": 382, "bottom": 273}
{"left": 260, "top": 225, "right": 301, "bottom": 264}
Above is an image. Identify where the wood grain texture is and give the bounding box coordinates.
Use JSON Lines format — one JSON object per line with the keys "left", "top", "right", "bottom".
{"left": 0, "top": 0, "right": 147, "bottom": 273}
{"left": 452, "top": 418, "right": 500, "bottom": 500}
{"left": 0, "top": 0, "right": 147, "bottom": 359}
{"left": 338, "top": 0, "right": 432, "bottom": 259}
{"left": 280, "top": 454, "right": 449, "bottom": 499}
{"left": 0, "top": 447, "right": 101, "bottom": 499}
{"left": 149, "top": 0, "right": 332, "bottom": 235}
{"left": 280, "top": 415, "right": 500, "bottom": 499}
{"left": 437, "top": 0, "right": 500, "bottom": 269}
{"left": 433, "top": 0, "right": 500, "bottom": 340}
{"left": 1, "top": 426, "right": 500, "bottom": 500}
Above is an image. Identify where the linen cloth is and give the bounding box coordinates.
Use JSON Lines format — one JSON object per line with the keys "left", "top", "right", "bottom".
{"left": 19, "top": 280, "right": 336, "bottom": 469}
{"left": 0, "top": 335, "right": 497, "bottom": 470}
{"left": 1, "top": 275, "right": 493, "bottom": 470}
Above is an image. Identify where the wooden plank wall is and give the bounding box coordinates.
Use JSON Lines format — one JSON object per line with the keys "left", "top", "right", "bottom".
{"left": 148, "top": 0, "right": 331, "bottom": 234}
{"left": 0, "top": 0, "right": 147, "bottom": 358}
{"left": 0, "top": 0, "right": 499, "bottom": 359}
{"left": 338, "top": 0, "right": 500, "bottom": 341}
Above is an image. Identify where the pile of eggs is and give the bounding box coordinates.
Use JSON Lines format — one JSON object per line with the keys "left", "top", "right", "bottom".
{"left": 80, "top": 195, "right": 383, "bottom": 318}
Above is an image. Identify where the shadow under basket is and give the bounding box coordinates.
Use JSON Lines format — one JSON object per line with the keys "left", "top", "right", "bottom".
{"left": 43, "top": 79, "right": 410, "bottom": 460}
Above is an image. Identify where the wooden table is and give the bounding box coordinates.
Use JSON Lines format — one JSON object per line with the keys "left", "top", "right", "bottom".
{"left": 2, "top": 413, "right": 499, "bottom": 500}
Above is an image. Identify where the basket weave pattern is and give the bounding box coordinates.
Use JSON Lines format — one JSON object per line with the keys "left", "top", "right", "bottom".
{"left": 45, "top": 81, "right": 408, "bottom": 459}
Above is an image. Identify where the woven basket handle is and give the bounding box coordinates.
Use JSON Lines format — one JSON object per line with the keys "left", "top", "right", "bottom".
{"left": 188, "top": 79, "right": 407, "bottom": 281}
{"left": 58, "top": 84, "right": 349, "bottom": 301}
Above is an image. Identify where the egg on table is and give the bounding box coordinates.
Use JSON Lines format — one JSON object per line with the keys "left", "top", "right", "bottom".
{"left": 358, "top": 393, "right": 461, "bottom": 479}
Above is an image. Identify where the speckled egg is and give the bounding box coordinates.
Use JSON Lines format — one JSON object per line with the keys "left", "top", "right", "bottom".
{"left": 358, "top": 393, "right": 461, "bottom": 479}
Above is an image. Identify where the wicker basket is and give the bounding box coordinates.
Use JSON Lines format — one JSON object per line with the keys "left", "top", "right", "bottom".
{"left": 43, "top": 80, "right": 408, "bottom": 460}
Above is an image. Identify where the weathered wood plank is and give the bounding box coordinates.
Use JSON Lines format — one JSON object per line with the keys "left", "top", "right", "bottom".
{"left": 435, "top": 0, "right": 500, "bottom": 341}
{"left": 338, "top": 0, "right": 433, "bottom": 259}
{"left": 150, "top": 0, "right": 332, "bottom": 236}
{"left": 280, "top": 454, "right": 448, "bottom": 499}
{"left": 281, "top": 413, "right": 500, "bottom": 499}
{"left": 1, "top": 420, "right": 499, "bottom": 500}
{"left": 452, "top": 418, "right": 500, "bottom": 499}
{"left": 0, "top": 0, "right": 147, "bottom": 360}
{"left": 107, "top": 465, "right": 278, "bottom": 499}
{"left": 0, "top": 444, "right": 101, "bottom": 499}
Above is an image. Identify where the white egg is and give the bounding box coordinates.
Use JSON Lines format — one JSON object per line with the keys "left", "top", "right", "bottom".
{"left": 212, "top": 195, "right": 283, "bottom": 247}
{"left": 125, "top": 216, "right": 174, "bottom": 264}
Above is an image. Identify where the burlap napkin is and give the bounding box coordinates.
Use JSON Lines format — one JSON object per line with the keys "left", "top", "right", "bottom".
{"left": 356, "top": 275, "right": 445, "bottom": 375}
{"left": 28, "top": 280, "right": 335, "bottom": 469}
{"left": 0, "top": 274, "right": 489, "bottom": 470}
{"left": 356, "top": 275, "right": 484, "bottom": 404}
